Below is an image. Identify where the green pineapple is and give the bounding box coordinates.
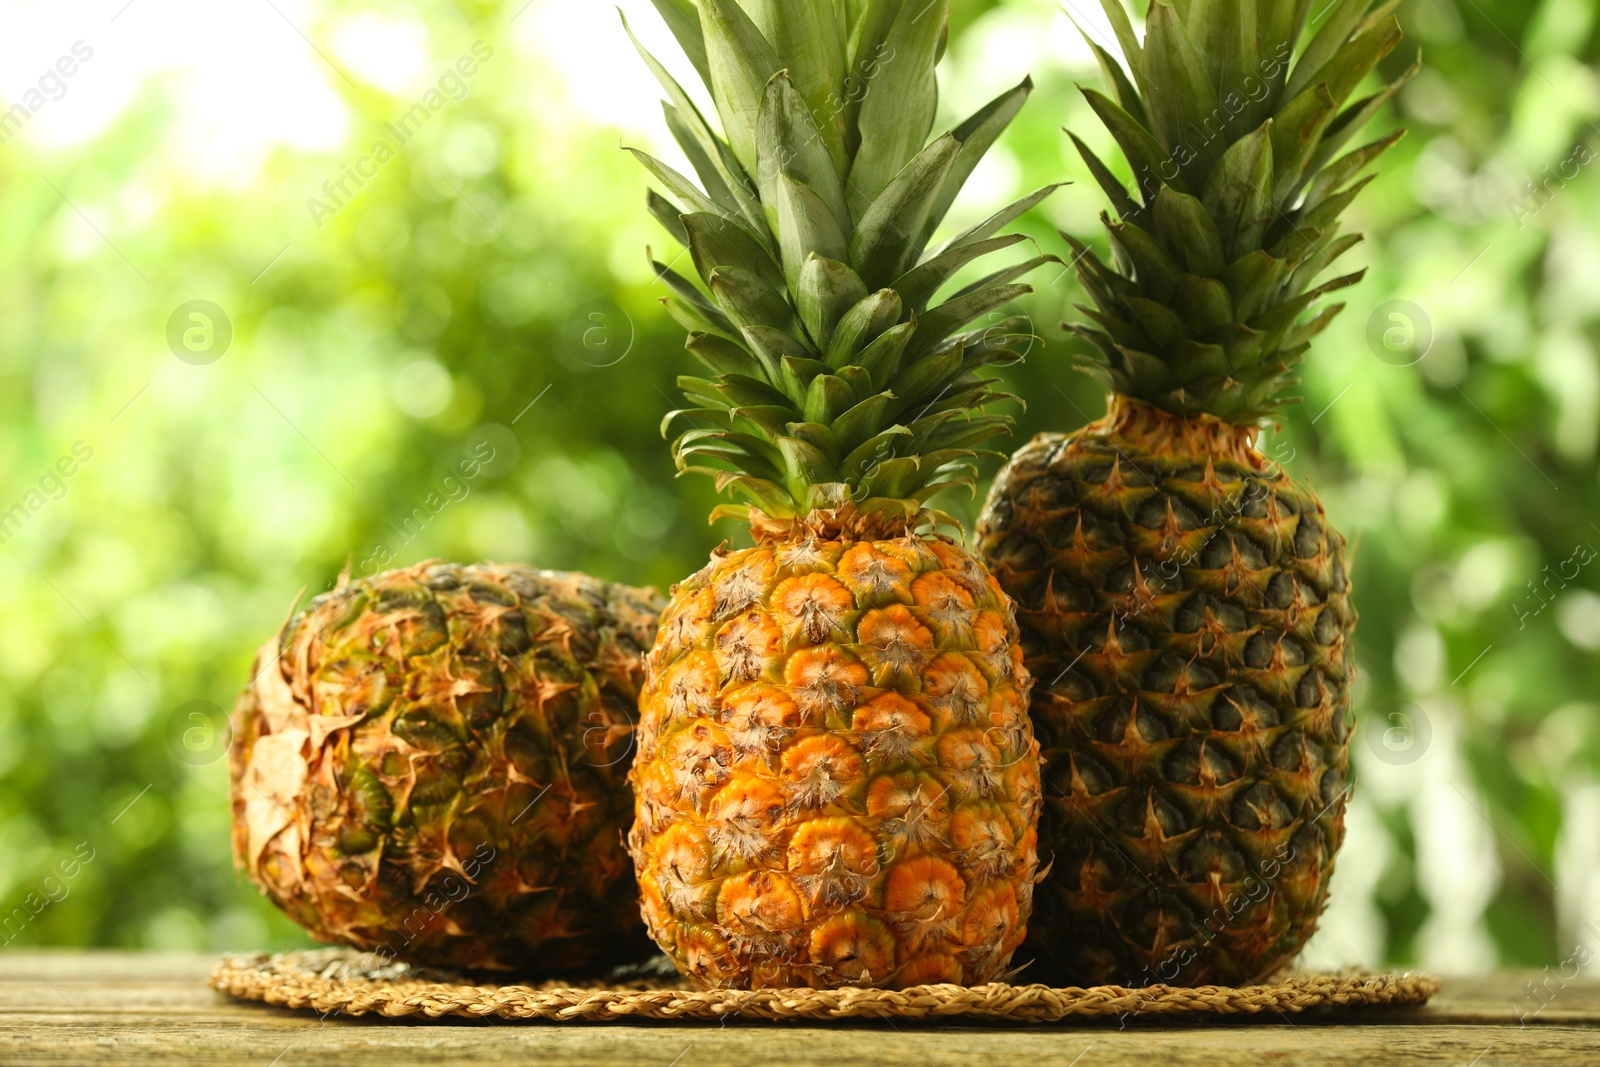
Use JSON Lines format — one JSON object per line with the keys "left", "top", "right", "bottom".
{"left": 976, "top": 0, "right": 1415, "bottom": 985}
{"left": 230, "top": 562, "right": 663, "bottom": 972}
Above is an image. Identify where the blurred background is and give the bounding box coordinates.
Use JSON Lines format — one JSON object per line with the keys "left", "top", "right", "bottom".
{"left": 0, "top": 0, "right": 1596, "bottom": 975}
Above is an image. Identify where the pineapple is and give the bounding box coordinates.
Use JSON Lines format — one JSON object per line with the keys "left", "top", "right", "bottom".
{"left": 976, "top": 0, "right": 1415, "bottom": 986}
{"left": 230, "top": 561, "right": 663, "bottom": 973}
{"left": 623, "top": 0, "right": 1054, "bottom": 989}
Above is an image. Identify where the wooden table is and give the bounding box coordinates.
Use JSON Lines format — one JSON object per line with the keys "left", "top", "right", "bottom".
{"left": 2, "top": 952, "right": 1597, "bottom": 1065}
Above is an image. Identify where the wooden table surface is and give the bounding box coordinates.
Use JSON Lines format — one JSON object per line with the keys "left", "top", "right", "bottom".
{"left": 2, "top": 952, "right": 1597, "bottom": 1066}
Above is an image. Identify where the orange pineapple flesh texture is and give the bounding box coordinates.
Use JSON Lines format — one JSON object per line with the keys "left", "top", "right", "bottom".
{"left": 230, "top": 561, "right": 662, "bottom": 973}
{"left": 977, "top": 400, "right": 1355, "bottom": 986}
{"left": 628, "top": 522, "right": 1041, "bottom": 989}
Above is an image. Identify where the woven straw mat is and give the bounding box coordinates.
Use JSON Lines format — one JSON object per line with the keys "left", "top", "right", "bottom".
{"left": 208, "top": 948, "right": 1441, "bottom": 1024}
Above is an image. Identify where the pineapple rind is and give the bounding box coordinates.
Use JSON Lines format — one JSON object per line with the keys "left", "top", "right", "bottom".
{"left": 628, "top": 536, "right": 1042, "bottom": 989}
{"left": 230, "top": 561, "right": 663, "bottom": 973}
{"left": 977, "top": 402, "right": 1355, "bottom": 986}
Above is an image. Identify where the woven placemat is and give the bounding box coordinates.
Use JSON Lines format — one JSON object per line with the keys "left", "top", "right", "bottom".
{"left": 209, "top": 948, "right": 1440, "bottom": 1024}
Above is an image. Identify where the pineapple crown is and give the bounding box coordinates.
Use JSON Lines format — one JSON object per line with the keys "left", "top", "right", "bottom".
{"left": 628, "top": 0, "right": 1059, "bottom": 534}
{"left": 1065, "top": 0, "right": 1417, "bottom": 424}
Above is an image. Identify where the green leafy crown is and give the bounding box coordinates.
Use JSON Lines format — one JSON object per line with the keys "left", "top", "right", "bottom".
{"left": 629, "top": 0, "right": 1059, "bottom": 528}
{"left": 1066, "top": 0, "right": 1417, "bottom": 423}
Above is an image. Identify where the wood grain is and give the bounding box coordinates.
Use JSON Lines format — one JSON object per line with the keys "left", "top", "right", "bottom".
{"left": 1, "top": 952, "right": 1597, "bottom": 1066}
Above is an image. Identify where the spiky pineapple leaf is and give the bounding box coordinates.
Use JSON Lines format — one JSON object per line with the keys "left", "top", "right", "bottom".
{"left": 797, "top": 255, "right": 870, "bottom": 351}
{"left": 756, "top": 75, "right": 851, "bottom": 239}
{"left": 847, "top": 0, "right": 950, "bottom": 217}
{"left": 629, "top": 0, "right": 1057, "bottom": 523}
{"left": 624, "top": 15, "right": 767, "bottom": 237}
{"left": 1064, "top": 0, "right": 1415, "bottom": 424}
{"left": 649, "top": 0, "right": 711, "bottom": 88}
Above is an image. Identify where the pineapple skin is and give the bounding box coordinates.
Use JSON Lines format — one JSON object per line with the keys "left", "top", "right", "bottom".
{"left": 976, "top": 401, "right": 1355, "bottom": 987}
{"left": 230, "top": 561, "right": 663, "bottom": 973}
{"left": 628, "top": 535, "right": 1042, "bottom": 989}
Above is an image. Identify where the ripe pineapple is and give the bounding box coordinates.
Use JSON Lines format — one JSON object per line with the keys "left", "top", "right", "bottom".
{"left": 976, "top": 0, "right": 1415, "bottom": 986}
{"left": 623, "top": 0, "right": 1053, "bottom": 989}
{"left": 230, "top": 561, "right": 663, "bottom": 973}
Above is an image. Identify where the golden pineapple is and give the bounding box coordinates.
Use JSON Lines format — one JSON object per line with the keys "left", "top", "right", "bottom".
{"left": 634, "top": 534, "right": 1040, "bottom": 987}
{"left": 977, "top": 0, "right": 1414, "bottom": 985}
{"left": 622, "top": 0, "right": 1054, "bottom": 989}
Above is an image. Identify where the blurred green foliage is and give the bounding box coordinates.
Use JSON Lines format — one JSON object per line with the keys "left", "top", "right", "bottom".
{"left": 1, "top": 0, "right": 1597, "bottom": 973}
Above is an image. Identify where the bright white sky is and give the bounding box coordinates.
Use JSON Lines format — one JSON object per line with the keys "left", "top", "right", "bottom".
{"left": 0, "top": 0, "right": 1099, "bottom": 185}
